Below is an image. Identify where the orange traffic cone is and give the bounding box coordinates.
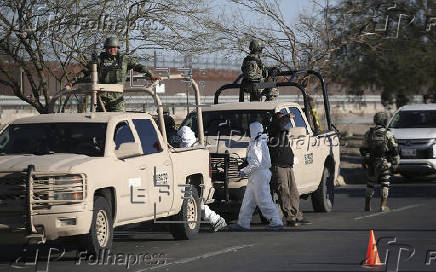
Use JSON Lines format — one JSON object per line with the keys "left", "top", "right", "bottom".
{"left": 363, "top": 230, "right": 383, "bottom": 266}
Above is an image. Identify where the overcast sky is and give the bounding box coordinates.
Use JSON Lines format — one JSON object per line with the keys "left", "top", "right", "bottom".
{"left": 279, "top": 0, "right": 315, "bottom": 23}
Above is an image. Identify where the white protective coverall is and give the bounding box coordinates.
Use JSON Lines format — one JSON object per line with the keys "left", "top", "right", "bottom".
{"left": 177, "top": 125, "right": 227, "bottom": 231}
{"left": 177, "top": 126, "right": 197, "bottom": 148}
{"left": 237, "top": 122, "right": 283, "bottom": 229}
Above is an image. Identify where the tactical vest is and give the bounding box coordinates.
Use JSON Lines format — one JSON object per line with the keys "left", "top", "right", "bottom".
{"left": 98, "top": 53, "right": 126, "bottom": 84}
{"left": 369, "top": 127, "right": 389, "bottom": 157}
{"left": 241, "top": 54, "right": 264, "bottom": 82}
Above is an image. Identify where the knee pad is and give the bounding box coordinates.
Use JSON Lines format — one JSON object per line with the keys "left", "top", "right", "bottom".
{"left": 382, "top": 186, "right": 389, "bottom": 198}
{"left": 380, "top": 181, "right": 391, "bottom": 188}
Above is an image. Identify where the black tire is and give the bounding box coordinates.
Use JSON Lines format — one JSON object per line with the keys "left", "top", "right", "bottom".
{"left": 79, "top": 196, "right": 113, "bottom": 255}
{"left": 170, "top": 186, "right": 201, "bottom": 240}
{"left": 311, "top": 166, "right": 334, "bottom": 212}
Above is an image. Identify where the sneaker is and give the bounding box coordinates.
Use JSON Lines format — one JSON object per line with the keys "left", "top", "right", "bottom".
{"left": 286, "top": 220, "right": 300, "bottom": 227}
{"left": 296, "top": 218, "right": 312, "bottom": 225}
{"left": 265, "top": 224, "right": 283, "bottom": 231}
{"left": 211, "top": 218, "right": 227, "bottom": 232}
{"left": 228, "top": 223, "right": 249, "bottom": 231}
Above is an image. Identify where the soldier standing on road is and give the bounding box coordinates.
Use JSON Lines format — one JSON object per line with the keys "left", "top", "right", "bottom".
{"left": 360, "top": 112, "right": 400, "bottom": 212}
{"left": 269, "top": 112, "right": 311, "bottom": 226}
{"left": 72, "top": 37, "right": 161, "bottom": 112}
{"left": 241, "top": 39, "right": 279, "bottom": 101}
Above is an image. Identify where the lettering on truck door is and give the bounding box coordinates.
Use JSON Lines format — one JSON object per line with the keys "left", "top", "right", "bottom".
{"left": 132, "top": 119, "right": 174, "bottom": 217}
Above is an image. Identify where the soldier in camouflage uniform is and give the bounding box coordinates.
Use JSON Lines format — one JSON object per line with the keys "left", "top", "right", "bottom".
{"left": 241, "top": 39, "right": 279, "bottom": 101}
{"left": 73, "top": 37, "right": 160, "bottom": 112}
{"left": 360, "top": 112, "right": 400, "bottom": 212}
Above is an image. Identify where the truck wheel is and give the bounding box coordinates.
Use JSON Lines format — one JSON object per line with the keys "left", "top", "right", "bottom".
{"left": 311, "top": 167, "right": 334, "bottom": 212}
{"left": 170, "top": 186, "right": 200, "bottom": 240}
{"left": 79, "top": 196, "right": 113, "bottom": 255}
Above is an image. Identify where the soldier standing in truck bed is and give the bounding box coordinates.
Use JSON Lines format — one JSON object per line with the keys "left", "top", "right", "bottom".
{"left": 241, "top": 39, "right": 279, "bottom": 101}
{"left": 72, "top": 37, "right": 161, "bottom": 112}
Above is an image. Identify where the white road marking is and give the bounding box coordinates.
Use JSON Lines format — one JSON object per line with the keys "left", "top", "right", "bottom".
{"left": 354, "top": 204, "right": 425, "bottom": 220}
{"left": 135, "top": 244, "right": 255, "bottom": 272}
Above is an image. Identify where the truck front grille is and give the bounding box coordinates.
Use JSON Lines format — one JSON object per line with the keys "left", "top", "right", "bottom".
{"left": 0, "top": 172, "right": 27, "bottom": 203}
{"left": 0, "top": 172, "right": 28, "bottom": 229}
{"left": 0, "top": 172, "right": 86, "bottom": 213}
{"left": 210, "top": 154, "right": 241, "bottom": 181}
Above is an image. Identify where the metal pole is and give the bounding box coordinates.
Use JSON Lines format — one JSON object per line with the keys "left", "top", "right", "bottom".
{"left": 20, "top": 67, "right": 23, "bottom": 94}
{"left": 191, "top": 80, "right": 204, "bottom": 146}
{"left": 91, "top": 63, "right": 98, "bottom": 112}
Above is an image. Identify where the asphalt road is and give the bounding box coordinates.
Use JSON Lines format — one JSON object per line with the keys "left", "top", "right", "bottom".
{"left": 1, "top": 174, "right": 435, "bottom": 272}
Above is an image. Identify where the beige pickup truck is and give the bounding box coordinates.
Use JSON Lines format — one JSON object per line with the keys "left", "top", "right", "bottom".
{"left": 0, "top": 67, "right": 213, "bottom": 254}
{"left": 182, "top": 70, "right": 340, "bottom": 213}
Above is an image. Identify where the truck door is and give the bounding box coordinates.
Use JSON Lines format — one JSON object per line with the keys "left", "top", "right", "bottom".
{"left": 132, "top": 119, "right": 174, "bottom": 217}
{"left": 112, "top": 120, "right": 152, "bottom": 223}
{"left": 287, "top": 107, "right": 315, "bottom": 192}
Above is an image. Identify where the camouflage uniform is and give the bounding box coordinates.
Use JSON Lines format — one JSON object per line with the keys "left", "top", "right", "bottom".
{"left": 75, "top": 37, "right": 153, "bottom": 112}
{"left": 241, "top": 39, "right": 279, "bottom": 101}
{"left": 360, "top": 112, "right": 400, "bottom": 212}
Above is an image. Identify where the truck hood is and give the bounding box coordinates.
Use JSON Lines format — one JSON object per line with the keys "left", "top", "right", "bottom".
{"left": 390, "top": 128, "right": 436, "bottom": 140}
{"left": 0, "top": 154, "right": 94, "bottom": 172}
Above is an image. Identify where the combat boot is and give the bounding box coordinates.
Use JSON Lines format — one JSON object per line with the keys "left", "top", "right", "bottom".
{"left": 365, "top": 196, "right": 371, "bottom": 211}
{"left": 380, "top": 196, "right": 390, "bottom": 212}
{"left": 364, "top": 186, "right": 374, "bottom": 211}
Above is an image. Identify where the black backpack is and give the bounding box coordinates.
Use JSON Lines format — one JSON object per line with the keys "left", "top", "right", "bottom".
{"left": 369, "top": 127, "right": 389, "bottom": 156}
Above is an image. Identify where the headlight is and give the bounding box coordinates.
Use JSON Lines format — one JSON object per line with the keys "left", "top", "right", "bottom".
{"left": 54, "top": 175, "right": 84, "bottom": 200}
{"left": 54, "top": 175, "right": 82, "bottom": 185}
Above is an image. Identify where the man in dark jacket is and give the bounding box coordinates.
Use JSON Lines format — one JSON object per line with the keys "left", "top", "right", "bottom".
{"left": 269, "top": 112, "right": 311, "bottom": 226}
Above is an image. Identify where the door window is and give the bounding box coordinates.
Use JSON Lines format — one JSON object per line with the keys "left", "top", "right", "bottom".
{"left": 114, "top": 121, "right": 135, "bottom": 150}
{"left": 133, "top": 119, "right": 162, "bottom": 155}
{"left": 288, "top": 107, "right": 308, "bottom": 133}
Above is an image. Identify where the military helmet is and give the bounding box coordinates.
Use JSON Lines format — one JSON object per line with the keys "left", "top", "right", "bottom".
{"left": 249, "top": 39, "right": 264, "bottom": 53}
{"left": 374, "top": 112, "right": 388, "bottom": 126}
{"left": 104, "top": 37, "right": 120, "bottom": 48}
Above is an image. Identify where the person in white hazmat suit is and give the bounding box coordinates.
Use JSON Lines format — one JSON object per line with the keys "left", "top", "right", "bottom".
{"left": 177, "top": 126, "right": 227, "bottom": 232}
{"left": 230, "top": 122, "right": 283, "bottom": 231}
{"left": 177, "top": 126, "right": 197, "bottom": 148}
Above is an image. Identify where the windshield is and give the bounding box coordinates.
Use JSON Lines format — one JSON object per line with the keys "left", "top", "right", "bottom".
{"left": 0, "top": 123, "right": 107, "bottom": 156}
{"left": 389, "top": 110, "right": 436, "bottom": 129}
{"left": 202, "top": 110, "right": 273, "bottom": 136}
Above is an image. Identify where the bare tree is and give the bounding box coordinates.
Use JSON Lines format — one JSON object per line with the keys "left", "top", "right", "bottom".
{"left": 195, "top": 0, "right": 337, "bottom": 88}
{"left": 0, "top": 0, "right": 215, "bottom": 113}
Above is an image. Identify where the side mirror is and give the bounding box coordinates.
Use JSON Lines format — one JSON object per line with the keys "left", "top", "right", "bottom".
{"left": 288, "top": 127, "right": 307, "bottom": 137}
{"left": 115, "top": 142, "right": 142, "bottom": 159}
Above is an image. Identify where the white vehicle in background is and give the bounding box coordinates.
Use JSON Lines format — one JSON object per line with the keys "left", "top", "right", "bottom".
{"left": 388, "top": 104, "right": 436, "bottom": 179}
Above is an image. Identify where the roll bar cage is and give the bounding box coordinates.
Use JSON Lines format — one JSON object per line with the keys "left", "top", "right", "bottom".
{"left": 213, "top": 70, "right": 332, "bottom": 131}
{"left": 48, "top": 64, "right": 205, "bottom": 146}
